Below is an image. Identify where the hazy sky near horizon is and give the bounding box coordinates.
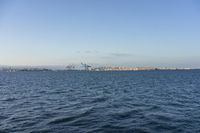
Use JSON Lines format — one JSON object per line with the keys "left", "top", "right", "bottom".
{"left": 0, "top": 0, "right": 200, "bottom": 68}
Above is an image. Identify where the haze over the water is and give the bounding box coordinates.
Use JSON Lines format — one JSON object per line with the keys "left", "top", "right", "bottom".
{"left": 0, "top": 0, "right": 200, "bottom": 68}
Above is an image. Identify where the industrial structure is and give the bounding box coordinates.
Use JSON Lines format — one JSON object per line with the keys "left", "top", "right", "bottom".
{"left": 64, "top": 63, "right": 190, "bottom": 71}
{"left": 81, "top": 63, "right": 92, "bottom": 71}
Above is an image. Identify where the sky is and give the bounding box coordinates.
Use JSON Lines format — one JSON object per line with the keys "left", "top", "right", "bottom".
{"left": 0, "top": 0, "right": 200, "bottom": 68}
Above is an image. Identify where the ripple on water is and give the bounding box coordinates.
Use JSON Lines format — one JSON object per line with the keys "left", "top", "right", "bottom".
{"left": 48, "top": 107, "right": 94, "bottom": 125}
{"left": 2, "top": 98, "right": 18, "bottom": 102}
{"left": 0, "top": 130, "right": 9, "bottom": 133}
{"left": 90, "top": 96, "right": 108, "bottom": 104}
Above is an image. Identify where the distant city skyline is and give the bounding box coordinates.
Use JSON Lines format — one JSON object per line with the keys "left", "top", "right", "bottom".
{"left": 0, "top": 0, "right": 200, "bottom": 68}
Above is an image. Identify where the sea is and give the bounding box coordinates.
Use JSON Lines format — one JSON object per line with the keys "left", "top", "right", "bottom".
{"left": 0, "top": 70, "right": 200, "bottom": 133}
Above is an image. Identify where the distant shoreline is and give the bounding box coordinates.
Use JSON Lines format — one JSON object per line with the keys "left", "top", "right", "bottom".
{"left": 0, "top": 68, "right": 199, "bottom": 72}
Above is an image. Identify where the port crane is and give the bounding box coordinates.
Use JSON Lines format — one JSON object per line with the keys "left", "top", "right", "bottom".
{"left": 81, "top": 63, "right": 91, "bottom": 71}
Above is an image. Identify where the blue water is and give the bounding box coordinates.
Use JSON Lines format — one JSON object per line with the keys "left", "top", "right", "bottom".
{"left": 0, "top": 70, "right": 200, "bottom": 133}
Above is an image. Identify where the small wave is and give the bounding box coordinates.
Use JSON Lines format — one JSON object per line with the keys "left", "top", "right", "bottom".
{"left": 101, "top": 124, "right": 126, "bottom": 130}
{"left": 48, "top": 107, "right": 94, "bottom": 125}
{"left": 49, "top": 115, "right": 80, "bottom": 125}
{"left": 112, "top": 109, "right": 141, "bottom": 120}
{"left": 150, "top": 114, "right": 174, "bottom": 122}
{"left": 0, "top": 130, "right": 9, "bottom": 133}
{"left": 2, "top": 98, "right": 17, "bottom": 102}
{"left": 29, "top": 129, "right": 51, "bottom": 133}
{"left": 90, "top": 96, "right": 108, "bottom": 103}
{"left": 0, "top": 115, "right": 8, "bottom": 120}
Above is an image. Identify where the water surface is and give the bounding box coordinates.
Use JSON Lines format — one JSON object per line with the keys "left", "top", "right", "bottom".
{"left": 0, "top": 70, "right": 200, "bottom": 133}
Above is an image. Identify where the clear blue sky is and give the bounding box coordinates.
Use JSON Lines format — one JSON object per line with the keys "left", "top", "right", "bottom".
{"left": 0, "top": 0, "right": 200, "bottom": 68}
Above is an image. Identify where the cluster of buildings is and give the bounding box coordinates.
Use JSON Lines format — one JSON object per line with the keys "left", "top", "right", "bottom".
{"left": 66, "top": 64, "right": 191, "bottom": 71}
{"left": 90, "top": 66, "right": 155, "bottom": 71}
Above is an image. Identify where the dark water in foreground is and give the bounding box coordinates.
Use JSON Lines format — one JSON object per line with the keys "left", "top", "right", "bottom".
{"left": 0, "top": 70, "right": 200, "bottom": 133}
